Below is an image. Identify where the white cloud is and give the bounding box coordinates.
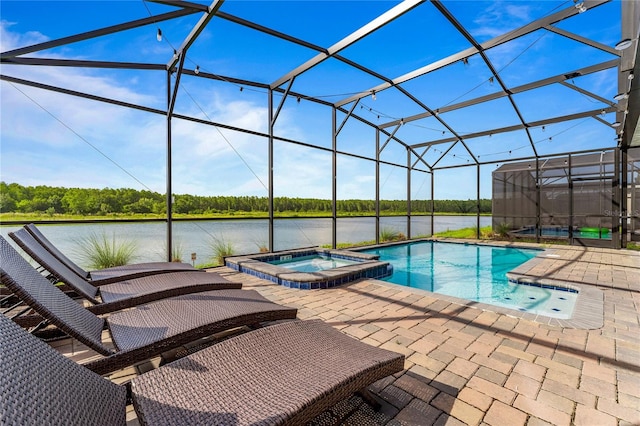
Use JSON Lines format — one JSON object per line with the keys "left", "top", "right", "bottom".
{"left": 504, "top": 4, "right": 533, "bottom": 22}
{"left": 0, "top": 19, "right": 501, "bottom": 201}
{"left": 0, "top": 22, "right": 317, "bottom": 197}
{"left": 0, "top": 19, "right": 48, "bottom": 51}
{"left": 472, "top": 2, "right": 533, "bottom": 39}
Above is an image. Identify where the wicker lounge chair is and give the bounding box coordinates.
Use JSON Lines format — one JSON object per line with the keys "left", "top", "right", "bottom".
{"left": 24, "top": 223, "right": 200, "bottom": 285}
{"left": 0, "top": 313, "right": 404, "bottom": 426}
{"left": 8, "top": 230, "right": 241, "bottom": 315}
{"left": 0, "top": 236, "right": 298, "bottom": 375}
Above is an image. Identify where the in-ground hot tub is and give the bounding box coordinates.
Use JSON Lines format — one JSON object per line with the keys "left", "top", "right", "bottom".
{"left": 225, "top": 248, "right": 392, "bottom": 289}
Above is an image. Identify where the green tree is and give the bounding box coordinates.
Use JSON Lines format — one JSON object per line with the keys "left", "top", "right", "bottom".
{"left": 0, "top": 192, "right": 17, "bottom": 212}
{"left": 0, "top": 181, "right": 493, "bottom": 216}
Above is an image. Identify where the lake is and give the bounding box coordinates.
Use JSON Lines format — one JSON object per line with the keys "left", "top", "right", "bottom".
{"left": 1, "top": 216, "right": 491, "bottom": 267}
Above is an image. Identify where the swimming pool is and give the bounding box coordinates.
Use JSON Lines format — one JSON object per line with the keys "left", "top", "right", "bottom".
{"left": 359, "top": 241, "right": 577, "bottom": 319}
{"left": 511, "top": 226, "right": 611, "bottom": 240}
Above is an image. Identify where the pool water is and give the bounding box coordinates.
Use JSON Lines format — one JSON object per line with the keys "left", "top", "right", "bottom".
{"left": 360, "top": 241, "right": 577, "bottom": 319}
{"left": 488, "top": 279, "right": 577, "bottom": 318}
{"left": 512, "top": 227, "right": 611, "bottom": 240}
{"left": 269, "top": 255, "right": 360, "bottom": 273}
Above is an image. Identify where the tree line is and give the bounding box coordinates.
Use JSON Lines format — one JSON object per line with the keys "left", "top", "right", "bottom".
{"left": 0, "top": 182, "right": 492, "bottom": 216}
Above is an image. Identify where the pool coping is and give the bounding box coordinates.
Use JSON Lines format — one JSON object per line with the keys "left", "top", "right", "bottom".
{"left": 354, "top": 239, "right": 604, "bottom": 329}
{"left": 225, "top": 247, "right": 392, "bottom": 290}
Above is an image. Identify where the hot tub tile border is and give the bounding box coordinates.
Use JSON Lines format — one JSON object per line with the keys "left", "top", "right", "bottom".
{"left": 225, "top": 249, "right": 392, "bottom": 290}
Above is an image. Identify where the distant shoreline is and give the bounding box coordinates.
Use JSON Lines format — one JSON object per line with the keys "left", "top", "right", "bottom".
{"left": 0, "top": 211, "right": 492, "bottom": 226}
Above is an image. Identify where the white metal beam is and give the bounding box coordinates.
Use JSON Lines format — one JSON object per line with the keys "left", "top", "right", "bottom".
{"left": 336, "top": 0, "right": 610, "bottom": 108}
{"left": 270, "top": 0, "right": 425, "bottom": 90}
{"left": 166, "top": 0, "right": 225, "bottom": 70}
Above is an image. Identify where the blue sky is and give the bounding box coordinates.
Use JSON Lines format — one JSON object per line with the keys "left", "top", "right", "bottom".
{"left": 0, "top": 0, "right": 623, "bottom": 201}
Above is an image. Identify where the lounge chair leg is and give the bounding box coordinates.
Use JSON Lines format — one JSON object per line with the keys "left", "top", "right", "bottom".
{"left": 27, "top": 318, "right": 68, "bottom": 341}
{"left": 0, "top": 293, "right": 20, "bottom": 308}
{"left": 29, "top": 319, "right": 51, "bottom": 334}
{"left": 124, "top": 382, "right": 133, "bottom": 405}
{"left": 3, "top": 300, "right": 26, "bottom": 315}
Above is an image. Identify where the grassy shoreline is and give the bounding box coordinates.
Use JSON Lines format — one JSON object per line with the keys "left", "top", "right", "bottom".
{"left": 0, "top": 211, "right": 491, "bottom": 224}
{"left": 432, "top": 226, "right": 493, "bottom": 239}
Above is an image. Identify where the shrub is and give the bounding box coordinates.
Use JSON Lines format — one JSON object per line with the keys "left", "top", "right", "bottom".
{"left": 169, "top": 241, "right": 183, "bottom": 263}
{"left": 210, "top": 236, "right": 235, "bottom": 266}
{"left": 380, "top": 227, "right": 406, "bottom": 242}
{"left": 496, "top": 222, "right": 512, "bottom": 238}
{"left": 76, "top": 231, "right": 137, "bottom": 269}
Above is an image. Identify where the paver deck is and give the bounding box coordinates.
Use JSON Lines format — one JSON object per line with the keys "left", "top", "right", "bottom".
{"left": 43, "top": 242, "right": 640, "bottom": 425}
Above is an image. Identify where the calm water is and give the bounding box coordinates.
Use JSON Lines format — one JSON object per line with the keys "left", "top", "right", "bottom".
{"left": 269, "top": 255, "right": 360, "bottom": 272}
{"left": 0, "top": 216, "right": 490, "bottom": 267}
{"left": 360, "top": 241, "right": 577, "bottom": 319}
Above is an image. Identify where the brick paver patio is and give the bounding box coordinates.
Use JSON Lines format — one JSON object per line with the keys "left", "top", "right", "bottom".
{"left": 50, "top": 242, "right": 640, "bottom": 425}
